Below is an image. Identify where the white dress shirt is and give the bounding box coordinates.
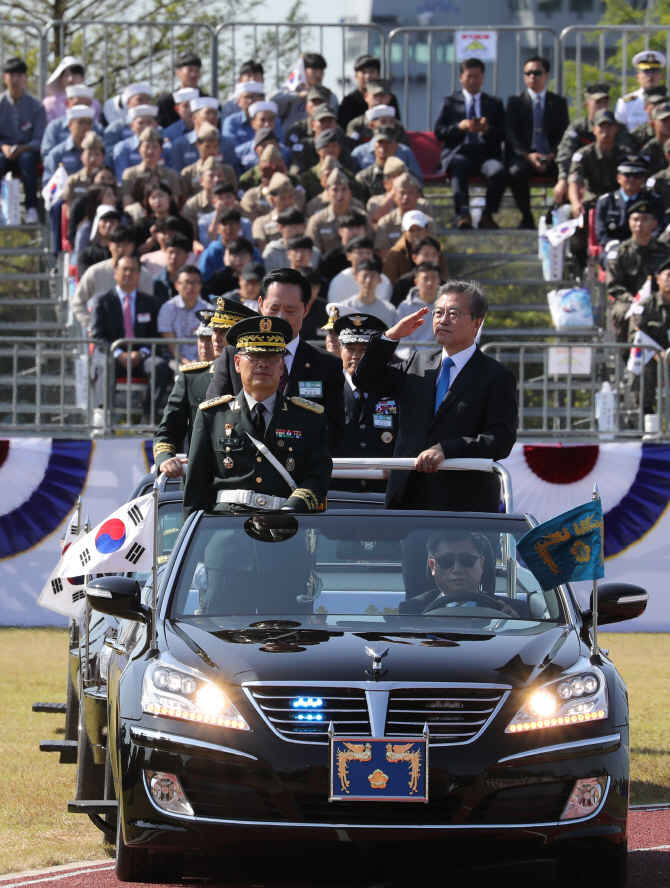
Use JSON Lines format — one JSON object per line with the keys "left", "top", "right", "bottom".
{"left": 282, "top": 334, "right": 300, "bottom": 376}
{"left": 242, "top": 389, "right": 277, "bottom": 425}
{"left": 436, "top": 342, "right": 477, "bottom": 391}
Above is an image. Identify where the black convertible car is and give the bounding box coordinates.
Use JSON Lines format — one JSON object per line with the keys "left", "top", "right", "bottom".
{"left": 86, "top": 462, "right": 647, "bottom": 887}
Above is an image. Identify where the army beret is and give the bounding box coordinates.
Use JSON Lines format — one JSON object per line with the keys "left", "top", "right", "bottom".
{"left": 315, "top": 129, "right": 340, "bottom": 149}
{"left": 373, "top": 125, "right": 399, "bottom": 142}
{"left": 585, "top": 83, "right": 610, "bottom": 99}
{"left": 592, "top": 108, "right": 617, "bottom": 126}
{"left": 627, "top": 199, "right": 655, "bottom": 217}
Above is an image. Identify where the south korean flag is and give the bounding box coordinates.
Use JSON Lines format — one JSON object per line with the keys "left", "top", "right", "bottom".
{"left": 37, "top": 530, "right": 88, "bottom": 619}
{"left": 60, "top": 508, "right": 81, "bottom": 555}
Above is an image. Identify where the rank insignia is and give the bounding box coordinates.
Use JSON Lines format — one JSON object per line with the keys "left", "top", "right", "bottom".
{"left": 260, "top": 318, "right": 272, "bottom": 332}
{"left": 381, "top": 431, "right": 393, "bottom": 443}
{"left": 286, "top": 457, "right": 296, "bottom": 471}
{"left": 223, "top": 457, "right": 234, "bottom": 468}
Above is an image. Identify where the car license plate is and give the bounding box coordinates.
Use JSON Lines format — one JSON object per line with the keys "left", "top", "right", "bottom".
{"left": 329, "top": 737, "right": 428, "bottom": 802}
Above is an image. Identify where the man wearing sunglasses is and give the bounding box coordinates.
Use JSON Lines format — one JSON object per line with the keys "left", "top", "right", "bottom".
{"left": 595, "top": 155, "right": 663, "bottom": 255}
{"left": 352, "top": 279, "right": 517, "bottom": 513}
{"left": 399, "top": 531, "right": 519, "bottom": 616}
{"left": 505, "top": 56, "right": 569, "bottom": 230}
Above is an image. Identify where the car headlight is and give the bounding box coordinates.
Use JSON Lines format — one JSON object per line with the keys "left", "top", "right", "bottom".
{"left": 506, "top": 665, "right": 607, "bottom": 733}
{"left": 142, "top": 657, "right": 249, "bottom": 730}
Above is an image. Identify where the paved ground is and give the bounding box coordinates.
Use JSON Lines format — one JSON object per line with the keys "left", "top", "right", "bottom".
{"left": 1, "top": 809, "right": 668, "bottom": 888}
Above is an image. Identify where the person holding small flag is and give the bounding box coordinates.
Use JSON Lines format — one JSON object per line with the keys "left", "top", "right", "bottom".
{"left": 625, "top": 257, "right": 670, "bottom": 412}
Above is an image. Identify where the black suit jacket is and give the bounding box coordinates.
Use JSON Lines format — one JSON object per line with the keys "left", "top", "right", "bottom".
{"left": 206, "top": 336, "right": 345, "bottom": 445}
{"left": 434, "top": 91, "right": 505, "bottom": 169}
{"left": 90, "top": 289, "right": 160, "bottom": 350}
{"left": 352, "top": 339, "right": 518, "bottom": 511}
{"left": 505, "top": 90, "right": 569, "bottom": 160}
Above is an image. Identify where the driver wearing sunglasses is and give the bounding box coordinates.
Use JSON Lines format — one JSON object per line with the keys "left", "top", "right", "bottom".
{"left": 399, "top": 530, "right": 519, "bottom": 616}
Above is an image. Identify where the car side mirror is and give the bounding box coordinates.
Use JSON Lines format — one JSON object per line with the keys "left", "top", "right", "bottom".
{"left": 86, "top": 576, "right": 151, "bottom": 624}
{"left": 587, "top": 582, "right": 648, "bottom": 626}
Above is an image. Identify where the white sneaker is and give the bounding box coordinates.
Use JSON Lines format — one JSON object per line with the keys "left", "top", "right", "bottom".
{"left": 25, "top": 208, "right": 39, "bottom": 224}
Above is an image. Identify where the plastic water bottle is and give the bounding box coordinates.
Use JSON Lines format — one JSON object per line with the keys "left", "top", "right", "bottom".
{"left": 595, "top": 381, "right": 616, "bottom": 438}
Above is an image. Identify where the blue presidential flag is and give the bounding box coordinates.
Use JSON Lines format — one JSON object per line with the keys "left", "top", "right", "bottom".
{"left": 517, "top": 500, "right": 605, "bottom": 592}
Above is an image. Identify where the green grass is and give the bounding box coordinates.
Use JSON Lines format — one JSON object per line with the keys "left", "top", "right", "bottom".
{"left": 0, "top": 628, "right": 666, "bottom": 874}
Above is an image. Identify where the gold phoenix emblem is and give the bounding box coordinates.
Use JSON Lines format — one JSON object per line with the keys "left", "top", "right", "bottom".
{"left": 386, "top": 743, "right": 423, "bottom": 795}
{"left": 336, "top": 742, "right": 372, "bottom": 793}
{"left": 368, "top": 769, "right": 389, "bottom": 790}
{"left": 260, "top": 318, "right": 272, "bottom": 332}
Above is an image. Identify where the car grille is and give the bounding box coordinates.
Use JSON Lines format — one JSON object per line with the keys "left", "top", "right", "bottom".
{"left": 247, "top": 686, "right": 371, "bottom": 743}
{"left": 179, "top": 774, "right": 286, "bottom": 821}
{"left": 293, "top": 795, "right": 461, "bottom": 826}
{"left": 385, "top": 687, "right": 507, "bottom": 744}
{"left": 468, "top": 782, "right": 573, "bottom": 824}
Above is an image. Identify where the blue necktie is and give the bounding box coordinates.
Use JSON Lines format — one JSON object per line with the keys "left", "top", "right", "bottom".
{"left": 434, "top": 357, "right": 455, "bottom": 414}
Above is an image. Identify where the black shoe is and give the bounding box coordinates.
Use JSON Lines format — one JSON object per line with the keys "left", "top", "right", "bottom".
{"left": 518, "top": 215, "right": 536, "bottom": 230}
{"left": 478, "top": 211, "right": 499, "bottom": 230}
{"left": 457, "top": 213, "right": 473, "bottom": 229}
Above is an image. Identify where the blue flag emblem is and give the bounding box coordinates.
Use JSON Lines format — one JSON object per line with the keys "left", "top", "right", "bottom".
{"left": 516, "top": 500, "right": 605, "bottom": 592}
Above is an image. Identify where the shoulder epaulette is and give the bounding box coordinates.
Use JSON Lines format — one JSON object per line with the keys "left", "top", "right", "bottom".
{"left": 290, "top": 396, "right": 324, "bottom": 414}
{"left": 624, "top": 93, "right": 637, "bottom": 102}
{"left": 181, "top": 361, "right": 213, "bottom": 373}
{"left": 199, "top": 395, "right": 234, "bottom": 410}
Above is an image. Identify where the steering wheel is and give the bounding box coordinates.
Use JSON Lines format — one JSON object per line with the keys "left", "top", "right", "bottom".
{"left": 422, "top": 591, "right": 505, "bottom": 614}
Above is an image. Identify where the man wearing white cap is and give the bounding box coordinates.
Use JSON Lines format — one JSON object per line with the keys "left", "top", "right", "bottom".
{"left": 162, "top": 87, "right": 198, "bottom": 145}
{"left": 157, "top": 52, "right": 206, "bottom": 128}
{"left": 234, "top": 102, "right": 287, "bottom": 170}
{"left": 41, "top": 85, "right": 104, "bottom": 158}
{"left": 103, "top": 81, "right": 152, "bottom": 154}
{"left": 222, "top": 82, "right": 285, "bottom": 146}
{"left": 42, "top": 105, "right": 95, "bottom": 184}
{"left": 615, "top": 51, "right": 667, "bottom": 133}
{"left": 170, "top": 97, "right": 236, "bottom": 172}
{"left": 112, "top": 104, "right": 163, "bottom": 184}
{"left": 44, "top": 56, "right": 102, "bottom": 123}
{"left": 374, "top": 175, "right": 439, "bottom": 256}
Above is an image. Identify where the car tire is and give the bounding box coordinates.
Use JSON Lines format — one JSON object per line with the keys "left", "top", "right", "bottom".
{"left": 558, "top": 843, "right": 627, "bottom": 888}
{"left": 75, "top": 697, "right": 105, "bottom": 801}
{"left": 64, "top": 664, "right": 79, "bottom": 743}
{"left": 115, "top": 814, "right": 183, "bottom": 883}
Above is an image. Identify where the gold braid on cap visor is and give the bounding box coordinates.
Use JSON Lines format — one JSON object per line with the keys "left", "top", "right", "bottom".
{"left": 210, "top": 311, "right": 251, "bottom": 329}
{"left": 236, "top": 333, "right": 288, "bottom": 352}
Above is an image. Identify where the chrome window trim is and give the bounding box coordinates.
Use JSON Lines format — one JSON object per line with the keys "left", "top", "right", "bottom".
{"left": 496, "top": 733, "right": 621, "bottom": 764}
{"left": 243, "top": 681, "right": 511, "bottom": 747}
{"left": 130, "top": 725, "right": 258, "bottom": 761}
{"left": 159, "top": 510, "right": 202, "bottom": 624}
{"left": 142, "top": 776, "right": 611, "bottom": 830}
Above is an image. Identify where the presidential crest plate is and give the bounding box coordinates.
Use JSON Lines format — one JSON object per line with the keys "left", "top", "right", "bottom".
{"left": 329, "top": 736, "right": 428, "bottom": 802}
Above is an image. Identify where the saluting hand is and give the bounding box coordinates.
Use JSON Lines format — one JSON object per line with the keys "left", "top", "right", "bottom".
{"left": 385, "top": 306, "right": 431, "bottom": 342}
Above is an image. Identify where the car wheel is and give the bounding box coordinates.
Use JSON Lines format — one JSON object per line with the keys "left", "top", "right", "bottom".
{"left": 115, "top": 814, "right": 183, "bottom": 883}
{"left": 75, "top": 697, "right": 105, "bottom": 801}
{"left": 558, "top": 843, "right": 627, "bottom": 888}
{"left": 64, "top": 664, "right": 79, "bottom": 742}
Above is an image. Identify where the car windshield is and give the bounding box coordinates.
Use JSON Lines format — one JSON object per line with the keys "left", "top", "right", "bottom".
{"left": 131, "top": 500, "right": 184, "bottom": 585}
{"left": 169, "top": 513, "right": 568, "bottom": 635}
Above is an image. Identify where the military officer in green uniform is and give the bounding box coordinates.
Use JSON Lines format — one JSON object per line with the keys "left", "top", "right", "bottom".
{"left": 627, "top": 256, "right": 670, "bottom": 412}
{"left": 329, "top": 312, "right": 399, "bottom": 493}
{"left": 630, "top": 87, "right": 667, "bottom": 149}
{"left": 183, "top": 315, "right": 332, "bottom": 518}
{"left": 153, "top": 298, "right": 258, "bottom": 477}
{"left": 606, "top": 198, "right": 670, "bottom": 340}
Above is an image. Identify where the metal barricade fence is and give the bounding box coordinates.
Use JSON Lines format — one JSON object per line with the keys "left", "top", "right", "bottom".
{"left": 42, "top": 20, "right": 218, "bottom": 103}
{"left": 109, "top": 337, "right": 203, "bottom": 435}
{"left": 0, "top": 22, "right": 44, "bottom": 97}
{"left": 0, "top": 337, "right": 105, "bottom": 433}
{"left": 559, "top": 25, "right": 670, "bottom": 112}
{"left": 386, "top": 26, "right": 560, "bottom": 131}
{"left": 481, "top": 340, "right": 668, "bottom": 439}
{"left": 214, "top": 22, "right": 386, "bottom": 101}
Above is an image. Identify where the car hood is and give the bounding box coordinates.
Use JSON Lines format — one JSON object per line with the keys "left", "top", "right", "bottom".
{"left": 165, "top": 620, "right": 582, "bottom": 690}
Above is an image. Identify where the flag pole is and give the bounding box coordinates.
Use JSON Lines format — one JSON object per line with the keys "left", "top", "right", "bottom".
{"left": 150, "top": 478, "right": 160, "bottom": 655}
{"left": 76, "top": 495, "right": 82, "bottom": 534}
{"left": 83, "top": 516, "right": 91, "bottom": 687}
{"left": 590, "top": 484, "right": 601, "bottom": 663}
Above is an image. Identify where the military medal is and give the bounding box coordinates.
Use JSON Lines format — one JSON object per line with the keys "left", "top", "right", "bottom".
{"left": 223, "top": 456, "right": 234, "bottom": 468}
{"left": 382, "top": 432, "right": 393, "bottom": 443}
{"left": 286, "top": 457, "right": 296, "bottom": 471}
{"left": 225, "top": 423, "right": 233, "bottom": 436}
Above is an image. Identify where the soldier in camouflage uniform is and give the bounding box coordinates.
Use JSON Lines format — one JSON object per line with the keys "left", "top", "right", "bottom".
{"left": 153, "top": 299, "right": 258, "bottom": 477}
{"left": 626, "top": 256, "right": 670, "bottom": 412}
{"left": 640, "top": 101, "right": 670, "bottom": 174}
{"left": 629, "top": 87, "right": 667, "bottom": 149}
{"left": 289, "top": 106, "right": 355, "bottom": 175}
{"left": 568, "top": 110, "right": 632, "bottom": 215}
{"left": 647, "top": 136, "right": 670, "bottom": 211}
{"left": 606, "top": 199, "right": 670, "bottom": 341}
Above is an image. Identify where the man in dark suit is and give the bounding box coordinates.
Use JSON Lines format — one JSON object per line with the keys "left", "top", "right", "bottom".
{"left": 206, "top": 267, "right": 345, "bottom": 445}
{"left": 505, "top": 55, "right": 569, "bottom": 229}
{"left": 352, "top": 279, "right": 517, "bottom": 512}
{"left": 90, "top": 254, "right": 171, "bottom": 421}
{"left": 434, "top": 58, "right": 506, "bottom": 230}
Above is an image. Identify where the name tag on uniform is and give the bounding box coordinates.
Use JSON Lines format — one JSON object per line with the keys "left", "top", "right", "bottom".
{"left": 218, "top": 436, "right": 240, "bottom": 446}
{"left": 137, "top": 313, "right": 151, "bottom": 323}
{"left": 373, "top": 414, "right": 393, "bottom": 428}
{"left": 389, "top": 232, "right": 401, "bottom": 240}
{"left": 299, "top": 380, "right": 322, "bottom": 397}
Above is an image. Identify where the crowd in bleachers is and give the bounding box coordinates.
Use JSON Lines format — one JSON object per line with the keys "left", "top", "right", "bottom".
{"left": 2, "top": 44, "right": 670, "bottom": 415}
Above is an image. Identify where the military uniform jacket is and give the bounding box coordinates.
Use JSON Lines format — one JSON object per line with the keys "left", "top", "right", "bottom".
{"left": 640, "top": 137, "right": 668, "bottom": 175}
{"left": 649, "top": 168, "right": 670, "bottom": 210}
{"left": 628, "top": 289, "right": 670, "bottom": 348}
{"left": 595, "top": 188, "right": 664, "bottom": 248}
{"left": 606, "top": 237, "right": 670, "bottom": 304}
{"left": 290, "top": 132, "right": 355, "bottom": 175}
{"left": 182, "top": 391, "right": 332, "bottom": 517}
{"left": 330, "top": 377, "right": 399, "bottom": 493}
{"left": 300, "top": 163, "right": 364, "bottom": 203}
{"left": 568, "top": 143, "right": 630, "bottom": 207}
{"left": 346, "top": 115, "right": 409, "bottom": 146}
{"left": 556, "top": 116, "right": 635, "bottom": 178}
{"left": 153, "top": 361, "right": 215, "bottom": 469}
{"left": 614, "top": 88, "right": 647, "bottom": 132}
{"left": 631, "top": 121, "right": 654, "bottom": 150}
